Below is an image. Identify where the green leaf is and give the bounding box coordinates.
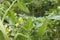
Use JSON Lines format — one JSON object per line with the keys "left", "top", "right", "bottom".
{"left": 14, "top": 33, "right": 27, "bottom": 40}
{"left": 48, "top": 15, "right": 60, "bottom": 20}
{"left": 0, "top": 21, "right": 9, "bottom": 40}
{"left": 24, "top": 0, "right": 32, "bottom": 3}
{"left": 0, "top": 30, "right": 5, "bottom": 40}
{"left": 37, "top": 18, "right": 49, "bottom": 37}
{"left": 0, "top": 30, "right": 9, "bottom": 40}
{"left": 24, "top": 17, "right": 33, "bottom": 30}
{"left": 17, "top": 0, "right": 30, "bottom": 13}
{"left": 7, "top": 10, "right": 17, "bottom": 23}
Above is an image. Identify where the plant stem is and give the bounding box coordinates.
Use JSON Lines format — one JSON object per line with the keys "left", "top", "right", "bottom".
{"left": 2, "top": 0, "right": 17, "bottom": 23}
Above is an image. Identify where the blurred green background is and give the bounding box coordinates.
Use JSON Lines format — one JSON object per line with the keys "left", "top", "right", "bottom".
{"left": 0, "top": 0, "right": 60, "bottom": 40}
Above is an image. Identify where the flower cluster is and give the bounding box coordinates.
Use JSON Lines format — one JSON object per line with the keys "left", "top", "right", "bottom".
{"left": 15, "top": 17, "right": 24, "bottom": 27}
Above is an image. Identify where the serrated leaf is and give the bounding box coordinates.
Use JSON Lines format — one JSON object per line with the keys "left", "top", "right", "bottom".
{"left": 37, "top": 18, "right": 48, "bottom": 37}
{"left": 24, "top": 17, "right": 33, "bottom": 30}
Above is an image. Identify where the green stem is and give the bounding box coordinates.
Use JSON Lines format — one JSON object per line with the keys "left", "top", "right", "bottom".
{"left": 2, "top": 0, "right": 17, "bottom": 23}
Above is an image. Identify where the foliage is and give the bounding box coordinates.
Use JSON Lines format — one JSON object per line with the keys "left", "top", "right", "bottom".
{"left": 0, "top": 0, "right": 60, "bottom": 40}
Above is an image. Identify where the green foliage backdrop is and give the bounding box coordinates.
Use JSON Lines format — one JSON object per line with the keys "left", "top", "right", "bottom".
{"left": 0, "top": 0, "right": 60, "bottom": 40}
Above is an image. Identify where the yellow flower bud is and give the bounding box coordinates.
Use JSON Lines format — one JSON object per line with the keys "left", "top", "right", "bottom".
{"left": 15, "top": 23, "right": 19, "bottom": 27}
{"left": 19, "top": 17, "right": 23, "bottom": 23}
{"left": 5, "top": 28, "right": 10, "bottom": 33}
